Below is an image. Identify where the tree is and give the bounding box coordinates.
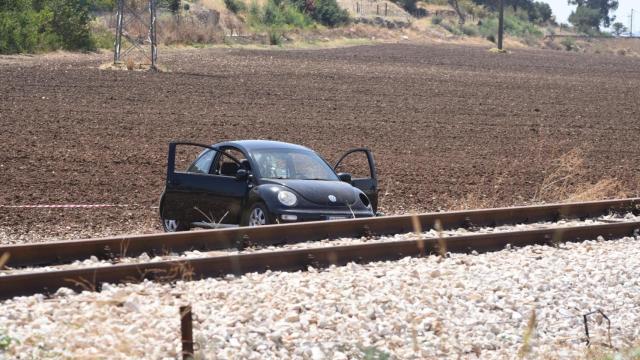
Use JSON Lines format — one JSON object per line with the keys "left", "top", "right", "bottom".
{"left": 568, "top": 5, "right": 601, "bottom": 32}
{"left": 448, "top": 0, "right": 465, "bottom": 24}
{"left": 169, "top": 0, "right": 181, "bottom": 13}
{"left": 611, "top": 21, "right": 626, "bottom": 36}
{"left": 529, "top": 1, "right": 552, "bottom": 23}
{"left": 568, "top": 0, "right": 618, "bottom": 30}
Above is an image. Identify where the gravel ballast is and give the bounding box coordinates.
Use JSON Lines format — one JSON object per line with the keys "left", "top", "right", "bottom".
{"left": 1, "top": 235, "right": 639, "bottom": 359}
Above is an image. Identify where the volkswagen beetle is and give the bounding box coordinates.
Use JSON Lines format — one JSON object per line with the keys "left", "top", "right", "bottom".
{"left": 159, "top": 140, "right": 378, "bottom": 231}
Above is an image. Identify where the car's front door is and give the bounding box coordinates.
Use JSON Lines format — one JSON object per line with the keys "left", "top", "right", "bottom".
{"left": 162, "top": 142, "right": 248, "bottom": 226}
{"left": 334, "top": 148, "right": 378, "bottom": 212}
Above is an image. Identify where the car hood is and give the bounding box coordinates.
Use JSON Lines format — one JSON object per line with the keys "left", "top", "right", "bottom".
{"left": 262, "top": 179, "right": 357, "bottom": 206}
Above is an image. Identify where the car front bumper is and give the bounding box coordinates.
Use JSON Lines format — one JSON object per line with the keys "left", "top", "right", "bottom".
{"left": 273, "top": 207, "right": 374, "bottom": 223}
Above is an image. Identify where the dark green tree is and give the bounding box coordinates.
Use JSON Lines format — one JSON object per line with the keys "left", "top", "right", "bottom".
{"left": 169, "top": 0, "right": 181, "bottom": 13}
{"left": 529, "top": 2, "right": 552, "bottom": 23}
{"left": 45, "top": 0, "right": 95, "bottom": 50}
{"left": 1, "top": 0, "right": 96, "bottom": 53}
{"left": 611, "top": 21, "right": 626, "bottom": 35}
{"left": 290, "top": 0, "right": 348, "bottom": 26}
{"left": 568, "top": 0, "right": 618, "bottom": 29}
{"left": 568, "top": 5, "right": 601, "bottom": 32}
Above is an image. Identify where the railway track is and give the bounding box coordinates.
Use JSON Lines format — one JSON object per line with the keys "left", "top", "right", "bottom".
{"left": 1, "top": 198, "right": 639, "bottom": 300}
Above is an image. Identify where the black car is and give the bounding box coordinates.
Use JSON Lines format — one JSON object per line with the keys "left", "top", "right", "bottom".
{"left": 159, "top": 140, "right": 378, "bottom": 231}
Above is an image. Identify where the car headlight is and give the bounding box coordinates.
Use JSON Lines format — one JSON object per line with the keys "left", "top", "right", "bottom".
{"left": 277, "top": 190, "right": 297, "bottom": 206}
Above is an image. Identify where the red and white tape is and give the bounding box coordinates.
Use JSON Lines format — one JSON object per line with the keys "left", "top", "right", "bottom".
{"left": 0, "top": 204, "right": 127, "bottom": 209}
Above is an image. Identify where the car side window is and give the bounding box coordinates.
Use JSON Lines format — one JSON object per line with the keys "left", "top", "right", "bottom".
{"left": 187, "top": 150, "right": 215, "bottom": 174}
{"left": 213, "top": 148, "right": 247, "bottom": 176}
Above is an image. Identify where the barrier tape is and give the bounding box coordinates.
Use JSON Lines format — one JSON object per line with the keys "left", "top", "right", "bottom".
{"left": 0, "top": 204, "right": 158, "bottom": 209}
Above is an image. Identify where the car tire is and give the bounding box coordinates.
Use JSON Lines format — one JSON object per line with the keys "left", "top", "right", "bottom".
{"left": 242, "top": 202, "right": 273, "bottom": 227}
{"left": 161, "top": 217, "right": 189, "bottom": 232}
{"left": 159, "top": 195, "right": 189, "bottom": 232}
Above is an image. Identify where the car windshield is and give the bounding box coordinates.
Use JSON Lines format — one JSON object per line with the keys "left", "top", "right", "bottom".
{"left": 252, "top": 148, "right": 338, "bottom": 181}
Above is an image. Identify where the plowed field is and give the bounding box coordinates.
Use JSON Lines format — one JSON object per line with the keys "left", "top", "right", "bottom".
{"left": 1, "top": 44, "right": 639, "bottom": 239}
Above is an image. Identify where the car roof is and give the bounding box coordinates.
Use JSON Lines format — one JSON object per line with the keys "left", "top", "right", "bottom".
{"left": 215, "top": 140, "right": 314, "bottom": 153}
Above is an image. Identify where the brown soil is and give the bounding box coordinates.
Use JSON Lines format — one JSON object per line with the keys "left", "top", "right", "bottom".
{"left": 1, "top": 44, "right": 639, "bottom": 240}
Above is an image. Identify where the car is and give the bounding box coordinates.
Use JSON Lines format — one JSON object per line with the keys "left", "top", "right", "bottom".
{"left": 159, "top": 140, "right": 379, "bottom": 232}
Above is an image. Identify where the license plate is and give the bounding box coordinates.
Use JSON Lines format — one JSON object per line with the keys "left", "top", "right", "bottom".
{"left": 327, "top": 216, "right": 347, "bottom": 220}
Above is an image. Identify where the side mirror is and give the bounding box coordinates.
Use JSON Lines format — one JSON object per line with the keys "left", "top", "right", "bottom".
{"left": 236, "top": 168, "right": 248, "bottom": 181}
{"left": 337, "top": 172, "right": 352, "bottom": 183}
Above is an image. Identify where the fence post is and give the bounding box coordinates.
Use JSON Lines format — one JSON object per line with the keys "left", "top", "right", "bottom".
{"left": 180, "top": 305, "right": 194, "bottom": 360}
{"left": 385, "top": 3, "right": 388, "bottom": 16}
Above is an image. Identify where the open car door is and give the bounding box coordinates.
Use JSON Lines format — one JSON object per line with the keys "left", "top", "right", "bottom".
{"left": 334, "top": 148, "right": 378, "bottom": 212}
{"left": 161, "top": 142, "right": 248, "bottom": 228}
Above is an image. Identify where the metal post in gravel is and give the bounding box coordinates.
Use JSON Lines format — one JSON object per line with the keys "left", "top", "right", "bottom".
{"left": 180, "top": 305, "right": 194, "bottom": 360}
{"left": 497, "top": 0, "right": 504, "bottom": 50}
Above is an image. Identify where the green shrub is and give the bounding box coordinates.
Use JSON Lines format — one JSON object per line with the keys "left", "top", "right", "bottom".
{"left": 0, "top": 333, "right": 12, "bottom": 351}
{"left": 392, "top": 0, "right": 421, "bottom": 15}
{"left": 47, "top": 0, "right": 95, "bottom": 50}
{"left": 431, "top": 15, "right": 443, "bottom": 25}
{"left": 0, "top": 11, "right": 40, "bottom": 53}
{"left": 0, "top": 0, "right": 96, "bottom": 54}
{"left": 560, "top": 37, "right": 575, "bottom": 51}
{"left": 503, "top": 13, "right": 542, "bottom": 37}
{"left": 440, "top": 21, "right": 462, "bottom": 35}
{"left": 224, "top": 0, "right": 246, "bottom": 14}
{"left": 289, "top": 0, "right": 348, "bottom": 26}
{"left": 477, "top": 13, "right": 543, "bottom": 41}
{"left": 309, "top": 0, "right": 349, "bottom": 26}
{"left": 249, "top": 0, "right": 315, "bottom": 29}
{"left": 268, "top": 29, "right": 282, "bottom": 44}
{"left": 478, "top": 17, "right": 497, "bottom": 38}
{"left": 92, "top": 25, "right": 114, "bottom": 49}
{"left": 89, "top": 0, "right": 116, "bottom": 11}
{"left": 461, "top": 24, "right": 477, "bottom": 36}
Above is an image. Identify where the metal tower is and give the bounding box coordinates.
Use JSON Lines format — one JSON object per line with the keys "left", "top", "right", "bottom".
{"left": 113, "top": 0, "right": 158, "bottom": 70}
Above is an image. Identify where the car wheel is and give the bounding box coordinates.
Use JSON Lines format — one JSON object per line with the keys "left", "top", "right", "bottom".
{"left": 246, "top": 202, "right": 272, "bottom": 226}
{"left": 161, "top": 217, "right": 188, "bottom": 232}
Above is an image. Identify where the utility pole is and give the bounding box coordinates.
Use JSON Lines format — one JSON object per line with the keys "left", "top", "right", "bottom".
{"left": 113, "top": 0, "right": 158, "bottom": 70}
{"left": 497, "top": 0, "right": 504, "bottom": 49}
{"left": 630, "top": 9, "right": 634, "bottom": 37}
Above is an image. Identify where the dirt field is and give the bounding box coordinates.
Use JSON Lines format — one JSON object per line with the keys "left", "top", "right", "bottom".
{"left": 1, "top": 44, "right": 639, "bottom": 240}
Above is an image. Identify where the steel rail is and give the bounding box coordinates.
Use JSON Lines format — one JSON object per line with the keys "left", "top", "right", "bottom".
{"left": 1, "top": 198, "right": 639, "bottom": 268}
{"left": 1, "top": 221, "right": 639, "bottom": 300}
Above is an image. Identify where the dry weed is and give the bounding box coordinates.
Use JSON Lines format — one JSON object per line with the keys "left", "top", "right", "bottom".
{"left": 534, "top": 148, "right": 626, "bottom": 203}
{"left": 0, "top": 252, "right": 9, "bottom": 269}
{"left": 518, "top": 309, "right": 537, "bottom": 358}
{"left": 159, "top": 13, "right": 225, "bottom": 45}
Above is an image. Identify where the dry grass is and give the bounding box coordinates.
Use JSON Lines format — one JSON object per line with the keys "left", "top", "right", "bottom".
{"left": 0, "top": 252, "right": 9, "bottom": 269}
{"left": 534, "top": 148, "right": 626, "bottom": 203}
{"left": 159, "top": 14, "right": 225, "bottom": 45}
{"left": 126, "top": 58, "right": 135, "bottom": 70}
{"left": 197, "top": 0, "right": 228, "bottom": 12}
{"left": 450, "top": 145, "right": 628, "bottom": 212}
{"left": 518, "top": 310, "right": 537, "bottom": 358}
{"left": 584, "top": 342, "right": 640, "bottom": 360}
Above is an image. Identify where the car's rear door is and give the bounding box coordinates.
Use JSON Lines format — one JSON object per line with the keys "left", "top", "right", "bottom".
{"left": 162, "top": 142, "right": 248, "bottom": 225}
{"left": 334, "top": 148, "right": 378, "bottom": 212}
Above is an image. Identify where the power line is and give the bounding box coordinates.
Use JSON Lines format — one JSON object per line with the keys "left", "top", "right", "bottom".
{"left": 630, "top": 9, "right": 634, "bottom": 37}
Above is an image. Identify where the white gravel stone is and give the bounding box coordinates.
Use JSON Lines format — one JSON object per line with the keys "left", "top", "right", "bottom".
{"left": 1, "top": 236, "right": 639, "bottom": 358}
